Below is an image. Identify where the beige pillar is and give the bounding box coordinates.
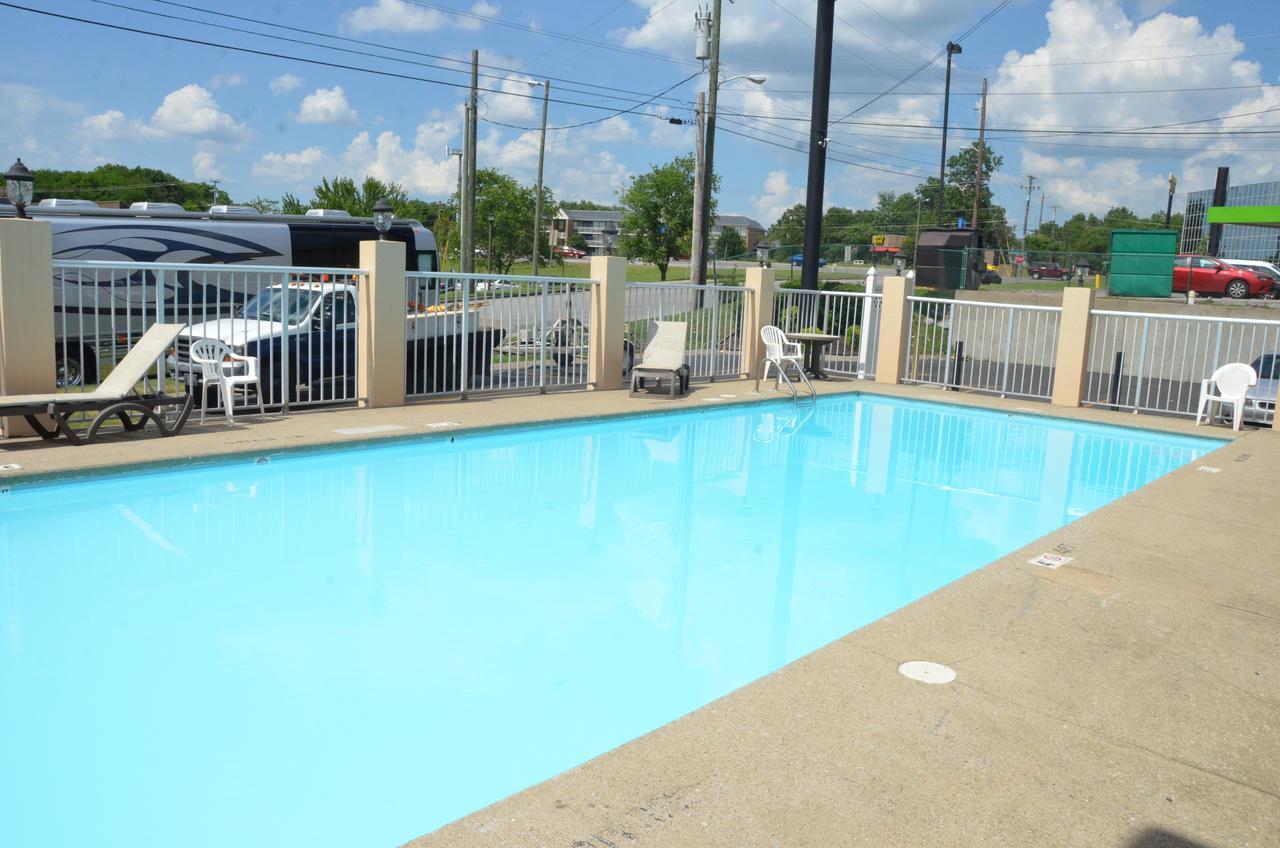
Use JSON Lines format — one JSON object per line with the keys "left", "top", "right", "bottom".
{"left": 741, "top": 267, "right": 776, "bottom": 379}
{"left": 588, "top": 255, "right": 626, "bottom": 391}
{"left": 1051, "top": 287, "right": 1095, "bottom": 408}
{"left": 874, "top": 275, "right": 911, "bottom": 386}
{"left": 357, "top": 239, "right": 406, "bottom": 408}
{"left": 0, "top": 220, "right": 55, "bottom": 436}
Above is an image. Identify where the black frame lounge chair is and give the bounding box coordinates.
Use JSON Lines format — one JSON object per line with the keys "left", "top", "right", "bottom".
{"left": 0, "top": 323, "right": 194, "bottom": 445}
{"left": 629, "top": 321, "right": 690, "bottom": 399}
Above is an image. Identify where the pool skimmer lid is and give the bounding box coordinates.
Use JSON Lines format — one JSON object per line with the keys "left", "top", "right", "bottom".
{"left": 898, "top": 661, "right": 956, "bottom": 684}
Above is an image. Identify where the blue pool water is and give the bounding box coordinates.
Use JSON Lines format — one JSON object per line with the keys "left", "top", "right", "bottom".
{"left": 0, "top": 396, "right": 1219, "bottom": 847}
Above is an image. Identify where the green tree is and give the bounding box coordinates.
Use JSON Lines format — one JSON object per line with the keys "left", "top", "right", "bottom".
{"left": 473, "top": 168, "right": 554, "bottom": 274}
{"left": 31, "top": 164, "right": 226, "bottom": 209}
{"left": 561, "top": 199, "right": 623, "bottom": 211}
{"left": 617, "top": 155, "right": 704, "bottom": 281}
{"left": 716, "top": 226, "right": 745, "bottom": 259}
{"left": 243, "top": 196, "right": 280, "bottom": 214}
{"left": 309, "top": 176, "right": 409, "bottom": 216}
{"left": 569, "top": 232, "right": 589, "bottom": 252}
{"left": 766, "top": 203, "right": 806, "bottom": 254}
{"left": 280, "top": 192, "right": 308, "bottom": 215}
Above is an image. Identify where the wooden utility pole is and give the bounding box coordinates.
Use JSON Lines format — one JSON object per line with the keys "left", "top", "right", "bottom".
{"left": 462, "top": 49, "right": 479, "bottom": 274}
{"left": 972, "top": 77, "right": 987, "bottom": 230}
{"left": 531, "top": 80, "right": 551, "bottom": 276}
{"left": 690, "top": 91, "right": 707, "bottom": 285}
{"left": 800, "top": 0, "right": 836, "bottom": 290}
{"left": 694, "top": 0, "right": 722, "bottom": 288}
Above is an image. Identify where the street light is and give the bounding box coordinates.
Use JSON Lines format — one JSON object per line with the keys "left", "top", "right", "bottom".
{"left": 5, "top": 158, "right": 34, "bottom": 219}
{"left": 1165, "top": 173, "right": 1178, "bottom": 228}
{"left": 601, "top": 222, "right": 618, "bottom": 256}
{"left": 487, "top": 212, "right": 496, "bottom": 274}
{"left": 371, "top": 197, "right": 393, "bottom": 240}
{"left": 526, "top": 79, "right": 552, "bottom": 276}
{"left": 756, "top": 243, "right": 770, "bottom": 267}
{"left": 936, "top": 41, "right": 963, "bottom": 226}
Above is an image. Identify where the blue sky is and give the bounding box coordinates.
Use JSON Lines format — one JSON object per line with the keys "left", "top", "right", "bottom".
{"left": 6, "top": 0, "right": 1280, "bottom": 233}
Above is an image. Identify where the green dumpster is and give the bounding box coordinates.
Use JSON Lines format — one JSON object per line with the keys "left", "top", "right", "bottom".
{"left": 1108, "top": 229, "right": 1176, "bottom": 297}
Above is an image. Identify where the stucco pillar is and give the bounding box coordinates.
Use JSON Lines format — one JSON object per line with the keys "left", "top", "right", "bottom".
{"left": 741, "top": 267, "right": 776, "bottom": 379}
{"left": 0, "top": 219, "right": 55, "bottom": 436}
{"left": 874, "top": 275, "right": 911, "bottom": 386}
{"left": 1051, "top": 287, "right": 1095, "bottom": 408}
{"left": 357, "top": 239, "right": 406, "bottom": 408}
{"left": 588, "top": 255, "right": 626, "bottom": 390}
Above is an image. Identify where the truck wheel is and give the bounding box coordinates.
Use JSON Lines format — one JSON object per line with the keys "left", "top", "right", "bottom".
{"left": 1031, "top": 272, "right": 1041, "bottom": 280}
{"left": 1226, "top": 279, "right": 1250, "bottom": 299}
{"left": 55, "top": 343, "right": 97, "bottom": 388}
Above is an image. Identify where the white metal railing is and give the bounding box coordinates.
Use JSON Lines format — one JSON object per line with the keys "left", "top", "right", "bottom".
{"left": 773, "top": 288, "right": 882, "bottom": 378}
{"left": 1083, "top": 309, "right": 1280, "bottom": 418}
{"left": 405, "top": 271, "right": 599, "bottom": 397}
{"left": 625, "top": 282, "right": 748, "bottom": 381}
{"left": 51, "top": 260, "right": 367, "bottom": 418}
{"left": 904, "top": 296, "right": 1062, "bottom": 400}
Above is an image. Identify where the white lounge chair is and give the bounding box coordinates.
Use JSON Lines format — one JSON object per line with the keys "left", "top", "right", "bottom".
{"left": 756, "top": 325, "right": 816, "bottom": 400}
{"left": 1196, "top": 362, "right": 1257, "bottom": 431}
{"left": 0, "top": 323, "right": 193, "bottom": 445}
{"left": 629, "top": 321, "right": 689, "bottom": 398}
{"left": 189, "top": 338, "right": 265, "bottom": 425}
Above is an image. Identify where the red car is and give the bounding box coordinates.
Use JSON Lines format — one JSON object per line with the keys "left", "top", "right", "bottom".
{"left": 556, "top": 245, "right": 586, "bottom": 258}
{"left": 1173, "top": 255, "right": 1271, "bottom": 299}
{"left": 1028, "top": 261, "right": 1070, "bottom": 280}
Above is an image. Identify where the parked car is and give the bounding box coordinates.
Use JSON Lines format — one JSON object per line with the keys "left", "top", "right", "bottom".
{"left": 1028, "top": 261, "right": 1070, "bottom": 280}
{"left": 1242, "top": 353, "right": 1280, "bottom": 425}
{"left": 788, "top": 254, "right": 827, "bottom": 267}
{"left": 1223, "top": 258, "right": 1280, "bottom": 298}
{"left": 475, "top": 279, "right": 518, "bottom": 292}
{"left": 1174, "top": 255, "right": 1272, "bottom": 299}
{"left": 557, "top": 245, "right": 586, "bottom": 258}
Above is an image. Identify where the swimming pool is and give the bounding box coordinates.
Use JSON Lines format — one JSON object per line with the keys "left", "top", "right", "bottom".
{"left": 0, "top": 396, "right": 1220, "bottom": 847}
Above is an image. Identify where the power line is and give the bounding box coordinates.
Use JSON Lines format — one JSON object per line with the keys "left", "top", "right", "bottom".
{"left": 481, "top": 70, "right": 702, "bottom": 132}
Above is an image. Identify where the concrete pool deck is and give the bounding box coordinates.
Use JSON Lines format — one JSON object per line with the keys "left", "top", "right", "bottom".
{"left": 3, "top": 381, "right": 1276, "bottom": 847}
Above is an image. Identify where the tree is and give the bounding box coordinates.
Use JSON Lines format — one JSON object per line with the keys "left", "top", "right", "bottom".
{"left": 617, "top": 155, "right": 704, "bottom": 281}
{"left": 243, "top": 196, "right": 280, "bottom": 214}
{"left": 716, "top": 226, "right": 745, "bottom": 259}
{"left": 32, "top": 164, "right": 226, "bottom": 209}
{"left": 767, "top": 203, "right": 806, "bottom": 253}
{"left": 569, "top": 233, "right": 589, "bottom": 252}
{"left": 561, "top": 199, "right": 623, "bottom": 211}
{"left": 309, "top": 176, "right": 408, "bottom": 216}
{"left": 281, "top": 192, "right": 308, "bottom": 215}
{"left": 473, "top": 168, "right": 554, "bottom": 274}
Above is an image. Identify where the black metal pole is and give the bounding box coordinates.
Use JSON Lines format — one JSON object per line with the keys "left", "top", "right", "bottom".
{"left": 800, "top": 0, "right": 836, "bottom": 292}
{"left": 1164, "top": 192, "right": 1174, "bottom": 228}
{"left": 936, "top": 43, "right": 960, "bottom": 226}
{"left": 1207, "top": 166, "right": 1229, "bottom": 256}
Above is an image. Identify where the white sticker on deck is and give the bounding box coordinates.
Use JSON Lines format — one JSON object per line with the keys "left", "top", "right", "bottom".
{"left": 426, "top": 421, "right": 461, "bottom": 429}
{"left": 1029, "top": 553, "right": 1072, "bottom": 569}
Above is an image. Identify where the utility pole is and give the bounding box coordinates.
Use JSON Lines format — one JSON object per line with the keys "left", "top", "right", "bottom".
{"left": 1038, "top": 193, "right": 1046, "bottom": 229}
{"left": 912, "top": 195, "right": 923, "bottom": 270}
{"left": 1020, "top": 175, "right": 1035, "bottom": 277}
{"left": 936, "top": 41, "right": 963, "bottom": 226}
{"left": 461, "top": 49, "right": 479, "bottom": 274}
{"left": 800, "top": 0, "right": 836, "bottom": 291}
{"left": 531, "top": 79, "right": 551, "bottom": 276}
{"left": 972, "top": 77, "right": 987, "bottom": 232}
{"left": 693, "top": 0, "right": 722, "bottom": 288}
{"left": 690, "top": 91, "right": 707, "bottom": 285}
{"left": 1051, "top": 203, "right": 1060, "bottom": 249}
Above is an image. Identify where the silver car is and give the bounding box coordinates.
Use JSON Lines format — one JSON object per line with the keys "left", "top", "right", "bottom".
{"left": 1244, "top": 354, "right": 1279, "bottom": 425}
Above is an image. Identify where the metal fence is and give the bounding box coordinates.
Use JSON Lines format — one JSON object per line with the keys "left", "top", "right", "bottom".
{"left": 625, "top": 282, "right": 748, "bottom": 381}
{"left": 406, "top": 271, "right": 598, "bottom": 398}
{"left": 52, "top": 260, "right": 367, "bottom": 419}
{"left": 1083, "top": 310, "right": 1280, "bottom": 419}
{"left": 904, "top": 296, "right": 1062, "bottom": 400}
{"left": 773, "top": 288, "right": 882, "bottom": 378}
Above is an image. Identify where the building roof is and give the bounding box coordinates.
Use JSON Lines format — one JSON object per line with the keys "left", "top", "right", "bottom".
{"left": 714, "top": 214, "right": 765, "bottom": 231}
{"left": 559, "top": 208, "right": 625, "bottom": 222}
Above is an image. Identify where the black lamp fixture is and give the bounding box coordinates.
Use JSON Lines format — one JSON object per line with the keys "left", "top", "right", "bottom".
{"left": 5, "top": 158, "right": 35, "bottom": 219}
{"left": 371, "top": 197, "right": 393, "bottom": 239}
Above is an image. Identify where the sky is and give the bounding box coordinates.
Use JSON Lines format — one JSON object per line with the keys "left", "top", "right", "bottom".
{"left": 6, "top": 0, "right": 1280, "bottom": 236}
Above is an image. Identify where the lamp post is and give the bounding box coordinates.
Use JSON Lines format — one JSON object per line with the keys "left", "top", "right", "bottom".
{"left": 1165, "top": 173, "right": 1178, "bottom": 228}
{"left": 756, "top": 243, "right": 770, "bottom": 267}
{"left": 371, "top": 197, "right": 393, "bottom": 241}
{"left": 487, "top": 212, "right": 495, "bottom": 274}
{"left": 5, "top": 159, "right": 34, "bottom": 219}
{"left": 936, "top": 41, "right": 962, "bottom": 226}
{"left": 601, "top": 222, "right": 618, "bottom": 256}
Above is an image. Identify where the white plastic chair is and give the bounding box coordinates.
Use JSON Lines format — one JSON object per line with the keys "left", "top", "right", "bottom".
{"left": 756, "top": 325, "right": 815, "bottom": 400}
{"left": 188, "top": 338, "right": 265, "bottom": 425}
{"left": 1196, "top": 362, "right": 1257, "bottom": 431}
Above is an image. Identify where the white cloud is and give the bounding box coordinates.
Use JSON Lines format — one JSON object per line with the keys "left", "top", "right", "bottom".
{"left": 297, "top": 86, "right": 359, "bottom": 124}
{"left": 582, "top": 116, "right": 638, "bottom": 144}
{"left": 80, "top": 109, "right": 135, "bottom": 141}
{"left": 341, "top": 0, "right": 498, "bottom": 34}
{"left": 192, "top": 150, "right": 222, "bottom": 180}
{"left": 208, "top": 73, "right": 246, "bottom": 89}
{"left": 342, "top": 130, "right": 458, "bottom": 196}
{"left": 751, "top": 170, "right": 802, "bottom": 228}
{"left": 252, "top": 146, "right": 331, "bottom": 185}
{"left": 269, "top": 74, "right": 302, "bottom": 95}
{"left": 148, "top": 84, "right": 250, "bottom": 143}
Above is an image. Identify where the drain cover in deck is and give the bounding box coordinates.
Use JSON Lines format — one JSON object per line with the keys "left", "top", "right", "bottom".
{"left": 898, "top": 661, "right": 956, "bottom": 684}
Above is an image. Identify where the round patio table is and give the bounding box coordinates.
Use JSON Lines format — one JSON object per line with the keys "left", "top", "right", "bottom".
{"left": 786, "top": 332, "right": 840, "bottom": 379}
